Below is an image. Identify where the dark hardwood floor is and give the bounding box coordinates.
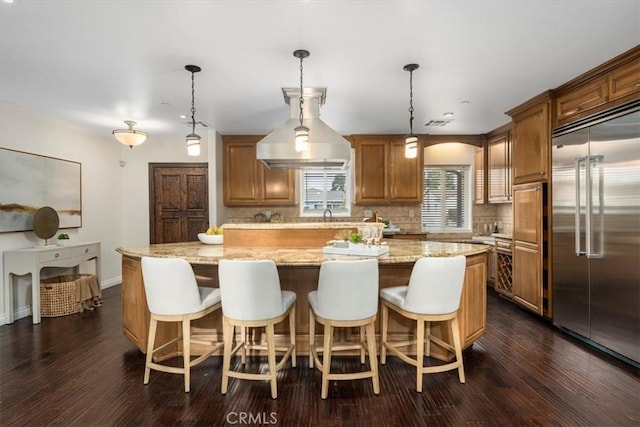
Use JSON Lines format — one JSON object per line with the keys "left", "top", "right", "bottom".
{"left": 1, "top": 286, "right": 638, "bottom": 426}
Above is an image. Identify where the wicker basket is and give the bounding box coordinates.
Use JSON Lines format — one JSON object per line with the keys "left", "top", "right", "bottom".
{"left": 40, "top": 275, "right": 84, "bottom": 317}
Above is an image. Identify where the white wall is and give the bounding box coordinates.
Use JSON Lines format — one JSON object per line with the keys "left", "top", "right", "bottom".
{"left": 0, "top": 103, "right": 123, "bottom": 323}
{"left": 0, "top": 104, "right": 221, "bottom": 324}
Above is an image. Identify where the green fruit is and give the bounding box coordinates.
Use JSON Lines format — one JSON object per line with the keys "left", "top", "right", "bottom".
{"left": 349, "top": 232, "right": 363, "bottom": 244}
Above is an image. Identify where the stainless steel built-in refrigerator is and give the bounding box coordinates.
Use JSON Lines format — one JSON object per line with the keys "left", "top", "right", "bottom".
{"left": 552, "top": 101, "right": 640, "bottom": 365}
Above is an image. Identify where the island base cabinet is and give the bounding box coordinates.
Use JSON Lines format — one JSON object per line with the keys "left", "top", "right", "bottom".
{"left": 121, "top": 254, "right": 487, "bottom": 360}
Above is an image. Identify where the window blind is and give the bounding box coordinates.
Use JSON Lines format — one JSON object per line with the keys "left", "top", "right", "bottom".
{"left": 301, "top": 170, "right": 350, "bottom": 215}
{"left": 421, "top": 166, "right": 471, "bottom": 231}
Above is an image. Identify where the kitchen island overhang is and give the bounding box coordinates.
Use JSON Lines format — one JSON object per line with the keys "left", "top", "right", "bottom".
{"left": 117, "top": 240, "right": 491, "bottom": 360}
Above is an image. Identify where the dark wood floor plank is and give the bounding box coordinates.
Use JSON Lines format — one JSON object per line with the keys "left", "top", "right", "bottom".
{"left": 1, "top": 287, "right": 638, "bottom": 426}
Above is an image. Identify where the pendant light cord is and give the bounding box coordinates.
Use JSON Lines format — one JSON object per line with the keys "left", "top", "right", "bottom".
{"left": 190, "top": 70, "right": 197, "bottom": 134}
{"left": 408, "top": 68, "right": 414, "bottom": 135}
{"left": 298, "top": 55, "right": 304, "bottom": 127}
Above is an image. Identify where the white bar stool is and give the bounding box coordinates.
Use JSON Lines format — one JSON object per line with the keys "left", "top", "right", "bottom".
{"left": 218, "top": 259, "right": 296, "bottom": 399}
{"left": 380, "top": 255, "right": 466, "bottom": 392}
{"left": 141, "top": 256, "right": 223, "bottom": 393}
{"left": 308, "top": 258, "right": 380, "bottom": 399}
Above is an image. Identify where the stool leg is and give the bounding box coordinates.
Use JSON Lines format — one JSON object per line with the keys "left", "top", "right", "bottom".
{"left": 416, "top": 318, "right": 425, "bottom": 393}
{"left": 266, "top": 322, "right": 278, "bottom": 399}
{"left": 221, "top": 318, "right": 233, "bottom": 394}
{"left": 425, "top": 321, "right": 431, "bottom": 357}
{"left": 144, "top": 317, "right": 158, "bottom": 385}
{"left": 360, "top": 326, "right": 366, "bottom": 364}
{"left": 182, "top": 317, "right": 191, "bottom": 393}
{"left": 321, "top": 324, "right": 334, "bottom": 399}
{"left": 365, "top": 321, "right": 380, "bottom": 395}
{"left": 380, "top": 303, "right": 388, "bottom": 364}
{"left": 450, "top": 316, "right": 465, "bottom": 383}
{"left": 309, "top": 309, "right": 315, "bottom": 368}
{"left": 240, "top": 326, "right": 247, "bottom": 365}
{"left": 290, "top": 305, "right": 296, "bottom": 368}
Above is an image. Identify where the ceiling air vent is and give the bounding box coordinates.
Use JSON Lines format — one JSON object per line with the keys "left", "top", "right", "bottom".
{"left": 424, "top": 119, "right": 453, "bottom": 127}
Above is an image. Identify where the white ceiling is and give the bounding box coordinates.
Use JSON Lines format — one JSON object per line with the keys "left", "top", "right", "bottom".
{"left": 1, "top": 1, "right": 639, "bottom": 144}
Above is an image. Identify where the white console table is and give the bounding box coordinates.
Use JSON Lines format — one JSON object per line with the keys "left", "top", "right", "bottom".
{"left": 3, "top": 242, "right": 100, "bottom": 324}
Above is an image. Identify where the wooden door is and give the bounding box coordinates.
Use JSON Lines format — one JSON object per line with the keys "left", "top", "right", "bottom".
{"left": 150, "top": 163, "right": 208, "bottom": 244}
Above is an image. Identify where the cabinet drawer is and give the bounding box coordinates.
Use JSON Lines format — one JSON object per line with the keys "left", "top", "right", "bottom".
{"left": 495, "top": 239, "right": 512, "bottom": 254}
{"left": 609, "top": 59, "right": 640, "bottom": 101}
{"left": 556, "top": 78, "right": 608, "bottom": 124}
{"left": 38, "top": 244, "right": 98, "bottom": 263}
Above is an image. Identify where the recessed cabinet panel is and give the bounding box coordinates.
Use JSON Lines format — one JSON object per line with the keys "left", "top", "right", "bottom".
{"left": 355, "top": 139, "right": 388, "bottom": 203}
{"left": 513, "top": 182, "right": 542, "bottom": 244}
{"left": 474, "top": 147, "right": 485, "bottom": 204}
{"left": 389, "top": 140, "right": 423, "bottom": 202}
{"left": 556, "top": 78, "right": 608, "bottom": 124}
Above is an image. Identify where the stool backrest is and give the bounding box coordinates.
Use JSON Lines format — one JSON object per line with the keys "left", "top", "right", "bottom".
{"left": 218, "top": 259, "right": 284, "bottom": 321}
{"left": 141, "top": 257, "right": 203, "bottom": 315}
{"left": 404, "top": 256, "right": 466, "bottom": 314}
{"left": 316, "top": 258, "right": 379, "bottom": 320}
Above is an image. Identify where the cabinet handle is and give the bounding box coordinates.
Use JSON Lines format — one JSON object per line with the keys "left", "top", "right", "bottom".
{"left": 55, "top": 253, "right": 59, "bottom": 258}
{"left": 574, "top": 107, "right": 582, "bottom": 113}
{"left": 85, "top": 248, "right": 89, "bottom": 254}
{"left": 636, "top": 82, "right": 640, "bottom": 88}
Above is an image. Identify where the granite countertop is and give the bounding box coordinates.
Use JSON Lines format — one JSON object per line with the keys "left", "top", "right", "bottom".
{"left": 222, "top": 222, "right": 367, "bottom": 230}
{"left": 116, "top": 240, "right": 491, "bottom": 266}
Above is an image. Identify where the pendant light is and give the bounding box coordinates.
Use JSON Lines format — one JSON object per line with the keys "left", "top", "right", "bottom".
{"left": 403, "top": 63, "right": 419, "bottom": 159}
{"left": 293, "top": 49, "right": 310, "bottom": 152}
{"left": 112, "top": 120, "right": 147, "bottom": 148}
{"left": 185, "top": 64, "right": 202, "bottom": 157}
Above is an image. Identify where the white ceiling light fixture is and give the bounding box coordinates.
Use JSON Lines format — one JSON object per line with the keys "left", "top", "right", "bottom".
{"left": 403, "top": 63, "right": 419, "bottom": 159}
{"left": 293, "top": 49, "right": 310, "bottom": 152}
{"left": 112, "top": 120, "right": 148, "bottom": 148}
{"left": 185, "top": 64, "right": 202, "bottom": 157}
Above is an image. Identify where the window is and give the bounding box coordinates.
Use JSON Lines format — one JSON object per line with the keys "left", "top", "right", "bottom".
{"left": 300, "top": 169, "right": 351, "bottom": 217}
{"left": 421, "top": 165, "right": 472, "bottom": 232}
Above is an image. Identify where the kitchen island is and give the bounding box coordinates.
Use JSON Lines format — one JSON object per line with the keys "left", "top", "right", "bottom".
{"left": 117, "top": 239, "right": 490, "bottom": 360}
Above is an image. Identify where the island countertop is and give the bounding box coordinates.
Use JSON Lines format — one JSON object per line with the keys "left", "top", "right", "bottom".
{"left": 116, "top": 239, "right": 491, "bottom": 266}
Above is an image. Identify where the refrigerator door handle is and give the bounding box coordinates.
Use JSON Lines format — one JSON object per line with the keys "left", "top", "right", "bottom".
{"left": 588, "top": 155, "right": 604, "bottom": 258}
{"left": 575, "top": 156, "right": 586, "bottom": 256}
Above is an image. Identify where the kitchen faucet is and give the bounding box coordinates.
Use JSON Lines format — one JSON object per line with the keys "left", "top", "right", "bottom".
{"left": 323, "top": 208, "right": 333, "bottom": 222}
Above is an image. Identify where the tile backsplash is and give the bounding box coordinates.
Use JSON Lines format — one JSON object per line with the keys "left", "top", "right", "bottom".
{"left": 223, "top": 201, "right": 512, "bottom": 236}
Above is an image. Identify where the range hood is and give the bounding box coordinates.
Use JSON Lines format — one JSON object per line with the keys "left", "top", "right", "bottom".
{"left": 256, "top": 87, "right": 351, "bottom": 169}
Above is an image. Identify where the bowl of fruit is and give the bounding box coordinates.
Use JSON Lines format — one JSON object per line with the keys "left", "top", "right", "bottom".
{"left": 198, "top": 226, "right": 224, "bottom": 245}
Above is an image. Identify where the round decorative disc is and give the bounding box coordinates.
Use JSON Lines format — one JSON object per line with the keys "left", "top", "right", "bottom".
{"left": 33, "top": 206, "right": 59, "bottom": 240}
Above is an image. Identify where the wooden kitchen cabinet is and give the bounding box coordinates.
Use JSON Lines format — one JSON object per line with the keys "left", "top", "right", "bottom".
{"left": 352, "top": 135, "right": 423, "bottom": 205}
{"left": 459, "top": 253, "right": 487, "bottom": 345}
{"left": 223, "top": 135, "right": 296, "bottom": 206}
{"left": 487, "top": 127, "right": 511, "bottom": 203}
{"left": 555, "top": 45, "right": 640, "bottom": 127}
{"left": 507, "top": 91, "right": 552, "bottom": 184}
{"left": 512, "top": 182, "right": 548, "bottom": 316}
{"left": 474, "top": 146, "right": 485, "bottom": 204}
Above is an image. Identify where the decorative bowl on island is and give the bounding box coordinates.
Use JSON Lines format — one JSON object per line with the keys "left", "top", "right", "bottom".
{"left": 197, "top": 233, "right": 223, "bottom": 245}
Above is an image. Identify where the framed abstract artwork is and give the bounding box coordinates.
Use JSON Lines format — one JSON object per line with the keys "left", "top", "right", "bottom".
{"left": 0, "top": 148, "right": 82, "bottom": 232}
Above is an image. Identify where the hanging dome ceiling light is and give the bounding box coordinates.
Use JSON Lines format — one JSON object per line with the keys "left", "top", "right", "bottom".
{"left": 112, "top": 120, "right": 147, "bottom": 148}
{"left": 403, "top": 63, "right": 419, "bottom": 159}
{"left": 293, "top": 49, "right": 310, "bottom": 152}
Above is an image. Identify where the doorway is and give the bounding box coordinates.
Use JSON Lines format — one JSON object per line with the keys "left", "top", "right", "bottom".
{"left": 149, "top": 163, "right": 208, "bottom": 244}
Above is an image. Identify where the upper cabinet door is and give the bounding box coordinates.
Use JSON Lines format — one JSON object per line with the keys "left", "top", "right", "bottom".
{"left": 224, "top": 138, "right": 261, "bottom": 205}
{"left": 354, "top": 136, "right": 389, "bottom": 204}
{"left": 474, "top": 146, "right": 485, "bottom": 204}
{"left": 260, "top": 163, "right": 296, "bottom": 205}
{"left": 508, "top": 94, "right": 552, "bottom": 184}
{"left": 389, "top": 139, "right": 423, "bottom": 203}
{"left": 487, "top": 132, "right": 511, "bottom": 203}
